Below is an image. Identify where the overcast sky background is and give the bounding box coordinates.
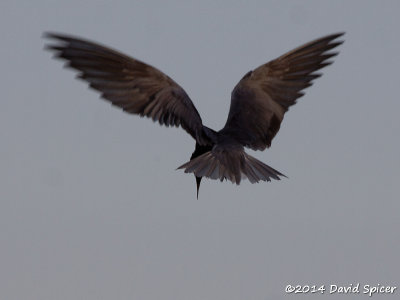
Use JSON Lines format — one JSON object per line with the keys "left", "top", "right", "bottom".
{"left": 1, "top": 1, "right": 400, "bottom": 299}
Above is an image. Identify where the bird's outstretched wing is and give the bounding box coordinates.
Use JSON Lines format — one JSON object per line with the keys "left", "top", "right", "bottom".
{"left": 221, "top": 32, "right": 344, "bottom": 151}
{"left": 44, "top": 33, "right": 208, "bottom": 144}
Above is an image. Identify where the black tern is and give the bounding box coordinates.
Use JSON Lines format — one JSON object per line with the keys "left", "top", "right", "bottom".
{"left": 45, "top": 32, "right": 344, "bottom": 198}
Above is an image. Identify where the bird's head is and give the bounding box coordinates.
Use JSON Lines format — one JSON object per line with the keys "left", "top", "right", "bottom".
{"left": 195, "top": 176, "right": 202, "bottom": 199}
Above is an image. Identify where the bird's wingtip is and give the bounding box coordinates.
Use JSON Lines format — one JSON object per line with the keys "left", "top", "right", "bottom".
{"left": 42, "top": 31, "right": 59, "bottom": 39}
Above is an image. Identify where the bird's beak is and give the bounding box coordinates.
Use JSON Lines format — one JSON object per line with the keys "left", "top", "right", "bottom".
{"left": 195, "top": 176, "right": 202, "bottom": 199}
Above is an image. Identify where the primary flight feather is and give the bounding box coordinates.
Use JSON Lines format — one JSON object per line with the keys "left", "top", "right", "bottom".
{"left": 45, "top": 32, "right": 344, "bottom": 198}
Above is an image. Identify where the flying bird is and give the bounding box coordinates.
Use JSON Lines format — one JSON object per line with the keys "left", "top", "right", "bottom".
{"left": 44, "top": 32, "right": 344, "bottom": 198}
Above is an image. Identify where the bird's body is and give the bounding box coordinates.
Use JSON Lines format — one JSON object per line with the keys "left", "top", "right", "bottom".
{"left": 45, "top": 32, "right": 344, "bottom": 197}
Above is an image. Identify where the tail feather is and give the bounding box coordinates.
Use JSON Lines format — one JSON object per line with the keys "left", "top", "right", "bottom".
{"left": 178, "top": 150, "right": 286, "bottom": 185}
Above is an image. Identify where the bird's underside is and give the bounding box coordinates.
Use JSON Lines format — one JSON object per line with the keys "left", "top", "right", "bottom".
{"left": 45, "top": 32, "right": 344, "bottom": 197}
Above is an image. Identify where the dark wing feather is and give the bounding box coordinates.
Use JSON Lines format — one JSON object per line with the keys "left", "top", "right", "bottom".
{"left": 222, "top": 32, "right": 344, "bottom": 150}
{"left": 44, "top": 32, "right": 207, "bottom": 144}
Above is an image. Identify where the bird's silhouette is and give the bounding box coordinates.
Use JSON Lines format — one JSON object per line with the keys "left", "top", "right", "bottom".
{"left": 45, "top": 32, "right": 344, "bottom": 198}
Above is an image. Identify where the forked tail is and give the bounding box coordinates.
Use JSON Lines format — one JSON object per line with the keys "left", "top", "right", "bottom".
{"left": 178, "top": 149, "right": 286, "bottom": 185}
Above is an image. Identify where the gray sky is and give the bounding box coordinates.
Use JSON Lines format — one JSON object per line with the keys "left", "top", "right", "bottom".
{"left": 1, "top": 1, "right": 399, "bottom": 299}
